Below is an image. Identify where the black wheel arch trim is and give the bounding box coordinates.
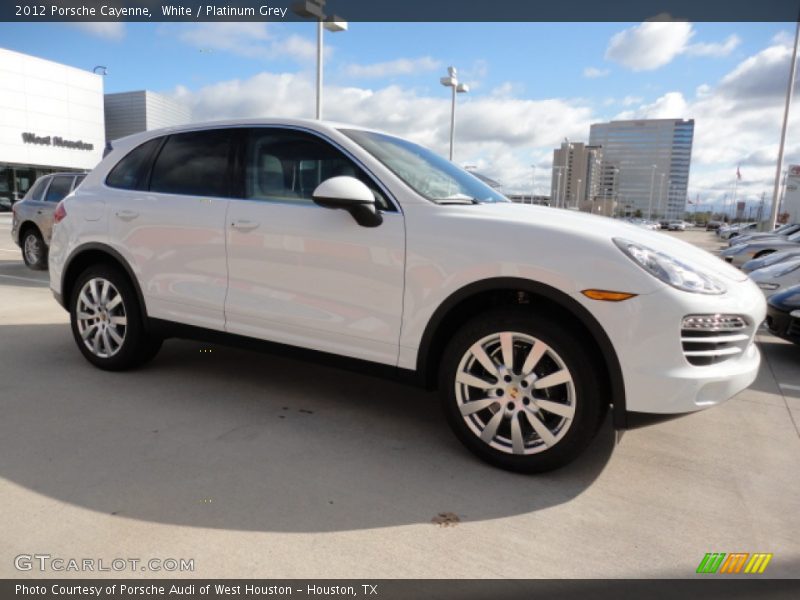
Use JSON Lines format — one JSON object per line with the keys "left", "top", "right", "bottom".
{"left": 415, "top": 277, "right": 629, "bottom": 429}
{"left": 60, "top": 242, "right": 149, "bottom": 327}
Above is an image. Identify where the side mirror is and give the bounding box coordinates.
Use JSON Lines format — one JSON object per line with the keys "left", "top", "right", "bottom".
{"left": 312, "top": 176, "right": 383, "bottom": 228}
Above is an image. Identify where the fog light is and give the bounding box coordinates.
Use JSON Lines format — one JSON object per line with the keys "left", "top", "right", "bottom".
{"left": 681, "top": 314, "right": 747, "bottom": 331}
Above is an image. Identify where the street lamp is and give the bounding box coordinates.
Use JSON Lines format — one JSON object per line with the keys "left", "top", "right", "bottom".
{"left": 92, "top": 66, "right": 107, "bottom": 75}
{"left": 657, "top": 173, "right": 665, "bottom": 219}
{"left": 440, "top": 66, "right": 469, "bottom": 161}
{"left": 576, "top": 178, "right": 583, "bottom": 209}
{"left": 647, "top": 164, "right": 657, "bottom": 220}
{"left": 292, "top": 1, "right": 347, "bottom": 120}
{"left": 554, "top": 168, "right": 563, "bottom": 209}
{"left": 530, "top": 164, "right": 537, "bottom": 204}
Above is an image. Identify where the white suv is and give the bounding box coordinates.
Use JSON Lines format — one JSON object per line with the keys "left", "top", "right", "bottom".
{"left": 49, "top": 119, "right": 766, "bottom": 472}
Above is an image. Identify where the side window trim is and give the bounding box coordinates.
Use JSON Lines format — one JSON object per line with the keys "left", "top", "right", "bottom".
{"left": 142, "top": 135, "right": 168, "bottom": 192}
{"left": 36, "top": 178, "right": 53, "bottom": 203}
{"left": 234, "top": 125, "right": 399, "bottom": 213}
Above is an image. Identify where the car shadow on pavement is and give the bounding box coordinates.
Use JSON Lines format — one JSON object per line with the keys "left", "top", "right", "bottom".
{"left": 0, "top": 323, "right": 615, "bottom": 533}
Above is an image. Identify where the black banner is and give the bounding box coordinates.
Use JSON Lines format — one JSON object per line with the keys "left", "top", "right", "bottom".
{"left": 1, "top": 0, "right": 800, "bottom": 23}
{"left": 3, "top": 580, "right": 800, "bottom": 600}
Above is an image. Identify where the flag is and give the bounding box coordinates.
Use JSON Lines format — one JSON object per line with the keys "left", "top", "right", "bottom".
{"left": 737, "top": 166, "right": 742, "bottom": 180}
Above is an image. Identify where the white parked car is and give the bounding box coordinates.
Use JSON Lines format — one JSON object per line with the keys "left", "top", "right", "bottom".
{"left": 48, "top": 119, "right": 766, "bottom": 473}
{"left": 667, "top": 220, "right": 686, "bottom": 231}
{"left": 749, "top": 258, "right": 800, "bottom": 297}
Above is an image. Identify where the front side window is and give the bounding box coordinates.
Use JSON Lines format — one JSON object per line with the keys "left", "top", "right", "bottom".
{"left": 341, "top": 129, "right": 508, "bottom": 204}
{"left": 150, "top": 130, "right": 232, "bottom": 197}
{"left": 243, "top": 128, "right": 391, "bottom": 210}
{"left": 106, "top": 138, "right": 162, "bottom": 191}
{"left": 45, "top": 176, "right": 74, "bottom": 203}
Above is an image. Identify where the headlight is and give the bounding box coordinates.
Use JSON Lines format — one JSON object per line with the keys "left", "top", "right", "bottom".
{"left": 613, "top": 238, "right": 726, "bottom": 295}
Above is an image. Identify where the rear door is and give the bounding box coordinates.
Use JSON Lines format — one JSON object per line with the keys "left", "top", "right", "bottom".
{"left": 105, "top": 129, "right": 233, "bottom": 330}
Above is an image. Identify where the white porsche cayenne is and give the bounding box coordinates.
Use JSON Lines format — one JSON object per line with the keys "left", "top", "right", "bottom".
{"left": 48, "top": 119, "right": 766, "bottom": 472}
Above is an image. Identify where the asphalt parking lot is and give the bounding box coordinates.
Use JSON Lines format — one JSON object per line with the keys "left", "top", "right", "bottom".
{"left": 0, "top": 213, "right": 798, "bottom": 579}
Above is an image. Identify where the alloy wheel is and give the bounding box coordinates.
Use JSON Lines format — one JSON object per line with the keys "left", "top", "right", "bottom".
{"left": 75, "top": 277, "right": 128, "bottom": 358}
{"left": 454, "top": 331, "right": 576, "bottom": 455}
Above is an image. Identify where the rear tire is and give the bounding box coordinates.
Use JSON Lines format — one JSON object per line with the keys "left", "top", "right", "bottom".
{"left": 21, "top": 228, "right": 47, "bottom": 270}
{"left": 439, "top": 307, "right": 606, "bottom": 473}
{"left": 69, "top": 265, "right": 162, "bottom": 371}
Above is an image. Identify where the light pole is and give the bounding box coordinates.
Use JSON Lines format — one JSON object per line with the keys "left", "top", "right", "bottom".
{"left": 657, "top": 173, "right": 665, "bottom": 219}
{"left": 647, "top": 164, "right": 657, "bottom": 220}
{"left": 770, "top": 17, "right": 800, "bottom": 230}
{"left": 554, "top": 168, "right": 563, "bottom": 209}
{"left": 576, "top": 178, "right": 583, "bottom": 209}
{"left": 292, "top": 1, "right": 347, "bottom": 120}
{"left": 440, "top": 66, "right": 469, "bottom": 161}
{"left": 530, "top": 164, "right": 537, "bottom": 204}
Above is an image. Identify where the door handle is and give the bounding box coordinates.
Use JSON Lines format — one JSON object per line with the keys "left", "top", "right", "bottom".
{"left": 116, "top": 209, "right": 139, "bottom": 221}
{"left": 231, "top": 220, "right": 260, "bottom": 232}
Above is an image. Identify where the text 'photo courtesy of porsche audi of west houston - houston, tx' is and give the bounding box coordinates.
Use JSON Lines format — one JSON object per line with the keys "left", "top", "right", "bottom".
{"left": 47, "top": 119, "right": 766, "bottom": 473}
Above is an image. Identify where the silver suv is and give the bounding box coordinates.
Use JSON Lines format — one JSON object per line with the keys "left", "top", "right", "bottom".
{"left": 11, "top": 172, "right": 85, "bottom": 269}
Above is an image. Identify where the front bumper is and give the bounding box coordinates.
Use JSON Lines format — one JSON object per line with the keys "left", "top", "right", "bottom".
{"left": 580, "top": 278, "right": 766, "bottom": 417}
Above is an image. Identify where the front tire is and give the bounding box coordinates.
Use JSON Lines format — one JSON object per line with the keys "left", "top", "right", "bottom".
{"left": 439, "top": 308, "right": 606, "bottom": 473}
{"left": 21, "top": 228, "right": 47, "bottom": 270}
{"left": 69, "top": 265, "right": 162, "bottom": 371}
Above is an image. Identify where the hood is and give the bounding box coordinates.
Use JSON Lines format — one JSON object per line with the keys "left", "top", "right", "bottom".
{"left": 768, "top": 284, "right": 800, "bottom": 309}
{"left": 456, "top": 203, "right": 749, "bottom": 283}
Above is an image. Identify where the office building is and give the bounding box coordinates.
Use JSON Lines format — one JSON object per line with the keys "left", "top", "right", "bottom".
{"left": 589, "top": 118, "right": 694, "bottom": 220}
{"left": 550, "top": 141, "right": 603, "bottom": 209}
{"left": 104, "top": 90, "right": 192, "bottom": 142}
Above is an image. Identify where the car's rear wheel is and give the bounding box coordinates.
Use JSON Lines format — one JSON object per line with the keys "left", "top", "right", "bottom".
{"left": 21, "top": 228, "right": 47, "bottom": 270}
{"left": 69, "top": 265, "right": 162, "bottom": 370}
{"left": 439, "top": 308, "right": 605, "bottom": 473}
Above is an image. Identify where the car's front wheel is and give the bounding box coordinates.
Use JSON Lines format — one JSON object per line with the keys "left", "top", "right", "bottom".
{"left": 21, "top": 227, "right": 47, "bottom": 270}
{"left": 439, "top": 308, "right": 606, "bottom": 473}
{"left": 69, "top": 265, "right": 162, "bottom": 370}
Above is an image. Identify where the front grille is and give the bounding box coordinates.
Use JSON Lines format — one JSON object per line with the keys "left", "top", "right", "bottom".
{"left": 681, "top": 314, "right": 751, "bottom": 367}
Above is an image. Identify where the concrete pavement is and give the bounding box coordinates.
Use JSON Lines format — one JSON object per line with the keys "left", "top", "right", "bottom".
{"left": 1, "top": 215, "right": 798, "bottom": 578}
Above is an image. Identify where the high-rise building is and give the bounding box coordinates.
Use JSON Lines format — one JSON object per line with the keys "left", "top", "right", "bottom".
{"left": 589, "top": 118, "right": 694, "bottom": 220}
{"left": 550, "top": 141, "right": 603, "bottom": 209}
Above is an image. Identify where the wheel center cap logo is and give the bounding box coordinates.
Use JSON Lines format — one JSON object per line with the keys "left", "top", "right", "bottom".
{"left": 509, "top": 387, "right": 520, "bottom": 399}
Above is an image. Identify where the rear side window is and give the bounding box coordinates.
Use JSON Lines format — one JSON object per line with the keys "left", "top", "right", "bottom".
{"left": 25, "top": 177, "right": 49, "bottom": 201}
{"left": 150, "top": 130, "right": 232, "bottom": 197}
{"left": 106, "top": 138, "right": 162, "bottom": 190}
{"left": 73, "top": 174, "right": 86, "bottom": 189}
{"left": 45, "top": 176, "right": 74, "bottom": 203}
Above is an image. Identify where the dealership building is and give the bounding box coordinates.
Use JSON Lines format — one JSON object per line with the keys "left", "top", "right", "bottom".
{"left": 0, "top": 47, "right": 191, "bottom": 208}
{"left": 0, "top": 47, "right": 104, "bottom": 206}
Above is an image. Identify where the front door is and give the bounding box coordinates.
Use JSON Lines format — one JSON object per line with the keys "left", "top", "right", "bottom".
{"left": 225, "top": 127, "right": 406, "bottom": 366}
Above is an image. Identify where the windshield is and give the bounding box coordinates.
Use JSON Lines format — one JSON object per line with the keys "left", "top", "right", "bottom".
{"left": 340, "top": 129, "right": 508, "bottom": 204}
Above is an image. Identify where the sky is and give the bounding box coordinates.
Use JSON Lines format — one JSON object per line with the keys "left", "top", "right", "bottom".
{"left": 0, "top": 19, "right": 797, "bottom": 214}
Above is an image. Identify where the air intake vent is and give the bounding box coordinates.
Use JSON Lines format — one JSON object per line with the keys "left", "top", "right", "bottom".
{"left": 681, "top": 315, "right": 750, "bottom": 367}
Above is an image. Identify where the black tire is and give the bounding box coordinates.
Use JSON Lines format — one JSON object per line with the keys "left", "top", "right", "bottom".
{"left": 21, "top": 227, "right": 47, "bottom": 270}
{"left": 69, "top": 264, "right": 162, "bottom": 371}
{"left": 439, "top": 307, "right": 606, "bottom": 473}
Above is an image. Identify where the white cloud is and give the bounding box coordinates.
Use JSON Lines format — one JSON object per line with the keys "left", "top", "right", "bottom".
{"left": 168, "top": 35, "right": 799, "bottom": 200}
{"left": 583, "top": 67, "right": 610, "bottom": 78}
{"left": 605, "top": 20, "right": 693, "bottom": 71}
{"left": 69, "top": 22, "right": 125, "bottom": 41}
{"left": 606, "top": 21, "right": 741, "bottom": 71}
{"left": 175, "top": 23, "right": 318, "bottom": 62}
{"left": 344, "top": 57, "right": 441, "bottom": 78}
{"left": 170, "top": 72, "right": 592, "bottom": 191}
{"left": 611, "top": 36, "right": 800, "bottom": 205}
{"left": 685, "top": 34, "right": 741, "bottom": 57}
